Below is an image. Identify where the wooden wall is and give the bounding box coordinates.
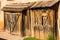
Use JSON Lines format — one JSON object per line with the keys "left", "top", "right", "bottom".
{"left": 4, "top": 9, "right": 55, "bottom": 39}
{"left": 24, "top": 9, "right": 55, "bottom": 39}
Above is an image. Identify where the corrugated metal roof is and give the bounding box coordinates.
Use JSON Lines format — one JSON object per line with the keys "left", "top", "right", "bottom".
{"left": 2, "top": 0, "right": 59, "bottom": 12}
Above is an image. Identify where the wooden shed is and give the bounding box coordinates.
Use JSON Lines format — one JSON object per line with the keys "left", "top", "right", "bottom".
{"left": 2, "top": 0, "right": 59, "bottom": 40}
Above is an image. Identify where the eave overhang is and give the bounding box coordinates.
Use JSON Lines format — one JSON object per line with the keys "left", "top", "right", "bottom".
{"left": 2, "top": 0, "right": 59, "bottom": 12}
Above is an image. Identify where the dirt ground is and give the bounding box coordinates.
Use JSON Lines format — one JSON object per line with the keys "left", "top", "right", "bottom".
{"left": 0, "top": 31, "right": 24, "bottom": 40}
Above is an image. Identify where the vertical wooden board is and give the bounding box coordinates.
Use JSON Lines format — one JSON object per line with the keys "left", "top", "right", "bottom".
{"left": 25, "top": 10, "right": 31, "bottom": 37}
{"left": 4, "top": 12, "right": 11, "bottom": 32}
{"left": 24, "top": 15, "right": 27, "bottom": 36}
{"left": 34, "top": 10, "right": 39, "bottom": 38}
{"left": 25, "top": 15, "right": 30, "bottom": 37}
{"left": 30, "top": 10, "right": 35, "bottom": 37}
{"left": 16, "top": 13, "right": 22, "bottom": 36}
{"left": 25, "top": 10, "right": 28, "bottom": 37}
{"left": 49, "top": 10, "right": 54, "bottom": 28}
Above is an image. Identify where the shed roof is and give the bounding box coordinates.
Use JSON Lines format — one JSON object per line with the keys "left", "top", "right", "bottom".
{"left": 2, "top": 0, "right": 59, "bottom": 12}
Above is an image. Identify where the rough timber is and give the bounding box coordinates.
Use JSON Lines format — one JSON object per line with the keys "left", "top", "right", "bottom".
{"left": 2, "top": 0, "right": 59, "bottom": 12}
